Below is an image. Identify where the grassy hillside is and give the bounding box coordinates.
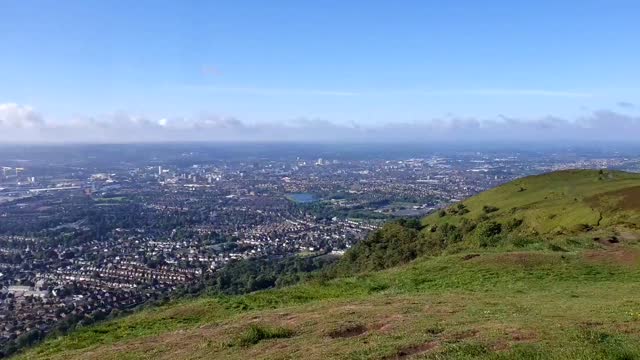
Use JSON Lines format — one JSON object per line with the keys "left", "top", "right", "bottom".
{"left": 424, "top": 169, "right": 640, "bottom": 234}
{"left": 16, "top": 170, "right": 640, "bottom": 360}
{"left": 333, "top": 170, "right": 640, "bottom": 275}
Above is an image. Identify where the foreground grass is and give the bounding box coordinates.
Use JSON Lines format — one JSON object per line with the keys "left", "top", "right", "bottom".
{"left": 17, "top": 243, "right": 640, "bottom": 360}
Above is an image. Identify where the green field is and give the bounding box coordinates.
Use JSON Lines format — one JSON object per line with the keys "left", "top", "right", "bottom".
{"left": 17, "top": 170, "right": 640, "bottom": 360}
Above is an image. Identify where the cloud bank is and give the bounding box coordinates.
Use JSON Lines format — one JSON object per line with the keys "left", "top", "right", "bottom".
{"left": 1, "top": 103, "right": 639, "bottom": 144}
{"left": 0, "top": 103, "right": 45, "bottom": 128}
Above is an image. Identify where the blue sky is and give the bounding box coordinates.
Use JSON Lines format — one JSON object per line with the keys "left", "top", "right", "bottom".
{"left": 1, "top": 0, "right": 639, "bottom": 142}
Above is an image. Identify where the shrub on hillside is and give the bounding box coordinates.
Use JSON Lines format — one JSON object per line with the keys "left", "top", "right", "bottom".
{"left": 448, "top": 203, "right": 468, "bottom": 215}
{"left": 510, "top": 236, "right": 536, "bottom": 248}
{"left": 504, "top": 218, "right": 523, "bottom": 232}
{"left": 482, "top": 205, "right": 499, "bottom": 214}
{"left": 475, "top": 221, "right": 503, "bottom": 248}
{"left": 459, "top": 218, "right": 478, "bottom": 235}
{"left": 476, "top": 221, "right": 502, "bottom": 238}
{"left": 234, "top": 324, "right": 294, "bottom": 347}
{"left": 335, "top": 221, "right": 420, "bottom": 273}
{"left": 418, "top": 222, "right": 464, "bottom": 253}
{"left": 548, "top": 243, "right": 568, "bottom": 252}
{"left": 571, "top": 223, "right": 592, "bottom": 232}
{"left": 397, "top": 218, "right": 423, "bottom": 230}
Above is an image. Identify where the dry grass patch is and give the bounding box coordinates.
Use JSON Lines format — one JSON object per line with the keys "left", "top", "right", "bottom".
{"left": 583, "top": 248, "right": 640, "bottom": 267}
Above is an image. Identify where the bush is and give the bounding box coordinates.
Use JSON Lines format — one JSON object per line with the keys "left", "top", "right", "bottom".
{"left": 511, "top": 236, "right": 535, "bottom": 248}
{"left": 398, "top": 218, "right": 423, "bottom": 230}
{"left": 334, "top": 221, "right": 420, "bottom": 274}
{"left": 235, "top": 324, "right": 294, "bottom": 347}
{"left": 447, "top": 203, "right": 467, "bottom": 215}
{"left": 479, "top": 235, "right": 501, "bottom": 248}
{"left": 476, "top": 221, "right": 502, "bottom": 238}
{"left": 548, "top": 243, "right": 568, "bottom": 252}
{"left": 482, "top": 205, "right": 499, "bottom": 214}
{"left": 571, "top": 223, "right": 592, "bottom": 232}
{"left": 475, "top": 221, "right": 502, "bottom": 248}
{"left": 418, "top": 223, "right": 463, "bottom": 254}
{"left": 459, "top": 218, "right": 478, "bottom": 235}
{"left": 505, "top": 218, "right": 523, "bottom": 232}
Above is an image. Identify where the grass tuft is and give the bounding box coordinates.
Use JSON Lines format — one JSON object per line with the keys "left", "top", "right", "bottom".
{"left": 234, "top": 324, "right": 294, "bottom": 347}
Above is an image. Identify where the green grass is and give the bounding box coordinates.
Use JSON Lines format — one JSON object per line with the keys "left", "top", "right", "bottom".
{"left": 18, "top": 247, "right": 640, "bottom": 360}
{"left": 234, "top": 324, "right": 294, "bottom": 347}
{"left": 424, "top": 169, "right": 640, "bottom": 234}
{"left": 16, "top": 170, "right": 640, "bottom": 359}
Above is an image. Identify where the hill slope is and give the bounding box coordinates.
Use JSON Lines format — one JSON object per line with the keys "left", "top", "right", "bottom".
{"left": 17, "top": 170, "right": 640, "bottom": 360}
{"left": 425, "top": 169, "right": 640, "bottom": 234}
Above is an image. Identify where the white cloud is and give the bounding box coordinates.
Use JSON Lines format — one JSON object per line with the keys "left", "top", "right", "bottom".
{"left": 0, "top": 103, "right": 639, "bottom": 143}
{"left": 618, "top": 101, "right": 635, "bottom": 109}
{"left": 0, "top": 103, "right": 44, "bottom": 128}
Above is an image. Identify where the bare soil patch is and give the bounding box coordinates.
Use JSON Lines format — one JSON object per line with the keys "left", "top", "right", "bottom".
{"left": 385, "top": 341, "right": 440, "bottom": 359}
{"left": 371, "top": 315, "right": 404, "bottom": 334}
{"left": 490, "top": 328, "right": 538, "bottom": 352}
{"left": 327, "top": 324, "right": 367, "bottom": 339}
{"left": 593, "top": 236, "right": 620, "bottom": 246}
{"left": 509, "top": 329, "right": 537, "bottom": 342}
{"left": 588, "top": 185, "right": 640, "bottom": 211}
{"left": 447, "top": 329, "right": 479, "bottom": 341}
{"left": 583, "top": 248, "right": 640, "bottom": 267}
{"left": 484, "top": 253, "right": 558, "bottom": 267}
{"left": 618, "top": 230, "right": 640, "bottom": 242}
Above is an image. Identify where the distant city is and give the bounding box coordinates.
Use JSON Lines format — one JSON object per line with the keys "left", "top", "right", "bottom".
{"left": 0, "top": 143, "right": 639, "bottom": 352}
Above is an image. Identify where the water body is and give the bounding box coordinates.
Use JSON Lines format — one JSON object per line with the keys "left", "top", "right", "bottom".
{"left": 287, "top": 193, "right": 318, "bottom": 203}
{"left": 391, "top": 208, "right": 433, "bottom": 217}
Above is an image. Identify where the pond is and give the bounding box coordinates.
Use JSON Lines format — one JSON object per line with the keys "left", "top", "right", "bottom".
{"left": 286, "top": 193, "right": 318, "bottom": 203}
